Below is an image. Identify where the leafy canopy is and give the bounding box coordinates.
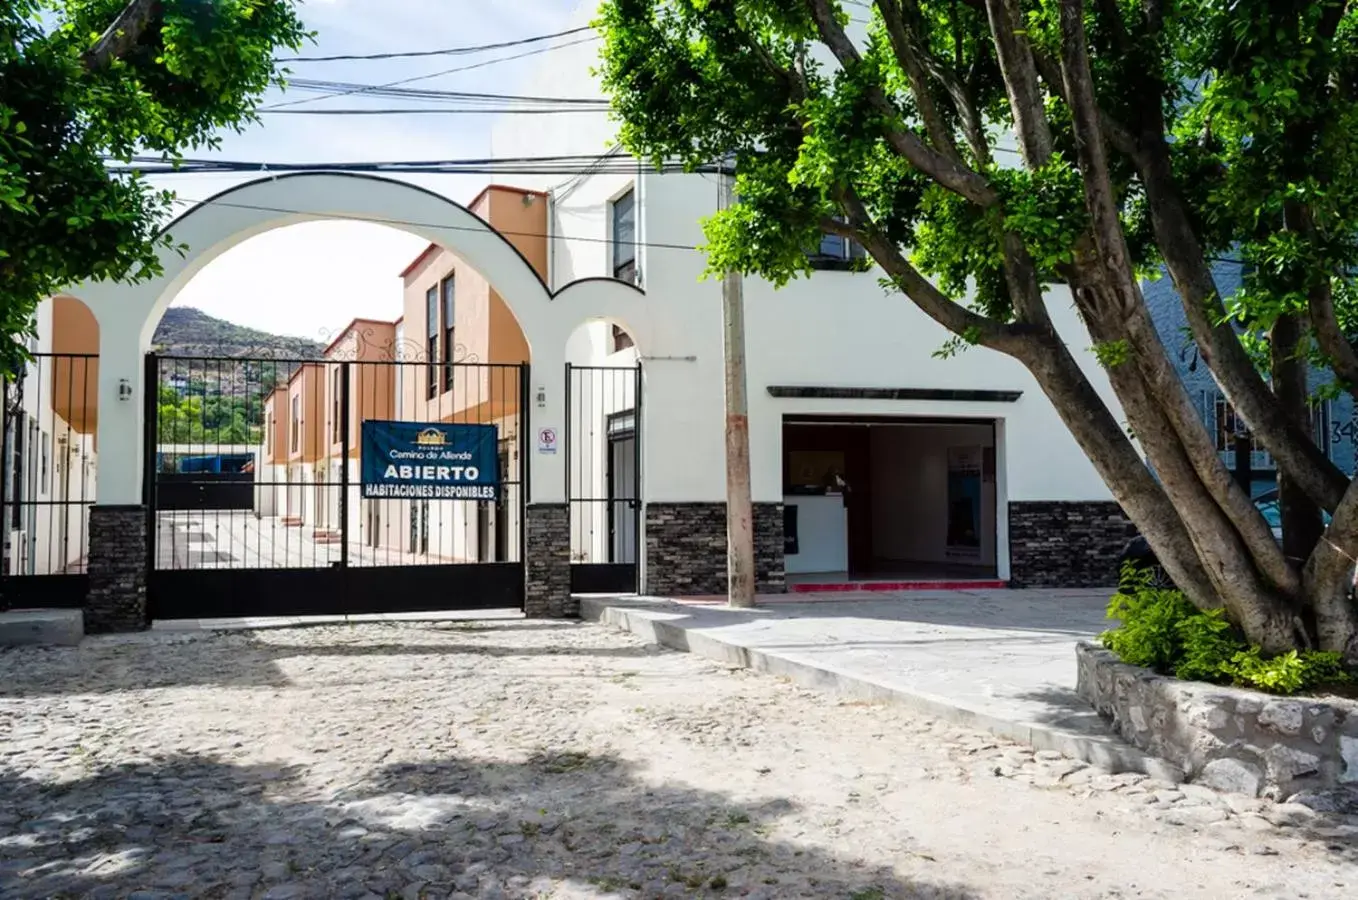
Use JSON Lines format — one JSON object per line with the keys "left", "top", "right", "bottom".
{"left": 594, "top": 0, "right": 1357, "bottom": 366}
{"left": 1, "top": 0, "right": 309, "bottom": 373}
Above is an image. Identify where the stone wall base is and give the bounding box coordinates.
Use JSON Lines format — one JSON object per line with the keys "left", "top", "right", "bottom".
{"left": 645, "top": 502, "right": 785, "bottom": 597}
{"left": 525, "top": 504, "right": 570, "bottom": 618}
{"left": 1008, "top": 501, "right": 1134, "bottom": 588}
{"left": 86, "top": 505, "right": 148, "bottom": 634}
{"left": 1076, "top": 642, "right": 1358, "bottom": 800}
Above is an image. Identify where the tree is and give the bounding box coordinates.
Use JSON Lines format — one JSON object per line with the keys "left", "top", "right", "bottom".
{"left": 0, "top": 0, "right": 309, "bottom": 373}
{"left": 595, "top": 0, "right": 1358, "bottom": 660}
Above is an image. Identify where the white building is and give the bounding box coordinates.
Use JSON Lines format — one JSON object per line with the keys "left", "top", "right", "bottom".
{"left": 484, "top": 3, "right": 1131, "bottom": 591}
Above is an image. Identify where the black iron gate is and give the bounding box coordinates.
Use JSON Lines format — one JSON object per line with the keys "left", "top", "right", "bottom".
{"left": 146, "top": 352, "right": 528, "bottom": 619}
{"left": 566, "top": 363, "right": 641, "bottom": 594}
{"left": 0, "top": 353, "right": 97, "bottom": 611}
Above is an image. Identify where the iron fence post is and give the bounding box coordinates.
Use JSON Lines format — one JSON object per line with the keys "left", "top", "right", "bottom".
{"left": 143, "top": 352, "right": 158, "bottom": 584}
{"left": 340, "top": 361, "right": 351, "bottom": 571}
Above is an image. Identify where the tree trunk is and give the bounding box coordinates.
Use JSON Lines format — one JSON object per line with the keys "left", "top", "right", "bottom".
{"left": 1271, "top": 314, "right": 1325, "bottom": 568}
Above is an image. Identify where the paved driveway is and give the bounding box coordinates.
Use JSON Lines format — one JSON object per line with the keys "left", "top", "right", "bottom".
{"left": 1, "top": 620, "right": 1354, "bottom": 899}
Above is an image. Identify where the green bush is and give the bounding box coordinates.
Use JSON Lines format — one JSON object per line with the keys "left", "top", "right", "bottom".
{"left": 1102, "top": 565, "right": 1352, "bottom": 695}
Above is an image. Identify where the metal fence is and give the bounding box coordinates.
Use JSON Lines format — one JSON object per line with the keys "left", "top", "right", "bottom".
{"left": 0, "top": 353, "right": 98, "bottom": 609}
{"left": 566, "top": 363, "right": 641, "bottom": 594}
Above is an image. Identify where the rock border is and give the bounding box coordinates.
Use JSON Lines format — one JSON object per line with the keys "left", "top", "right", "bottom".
{"left": 1076, "top": 641, "right": 1358, "bottom": 801}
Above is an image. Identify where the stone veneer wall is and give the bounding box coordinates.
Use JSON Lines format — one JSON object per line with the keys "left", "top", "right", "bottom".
{"left": 1008, "top": 501, "right": 1135, "bottom": 588}
{"left": 85, "top": 505, "right": 148, "bottom": 633}
{"left": 524, "top": 504, "right": 571, "bottom": 618}
{"left": 1077, "top": 642, "right": 1358, "bottom": 800}
{"left": 645, "top": 502, "right": 786, "bottom": 597}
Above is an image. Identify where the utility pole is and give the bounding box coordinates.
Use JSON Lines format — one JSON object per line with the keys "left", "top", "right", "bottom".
{"left": 720, "top": 167, "right": 756, "bottom": 609}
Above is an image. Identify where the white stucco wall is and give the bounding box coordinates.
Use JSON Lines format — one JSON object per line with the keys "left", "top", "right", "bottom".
{"left": 488, "top": 11, "right": 1125, "bottom": 512}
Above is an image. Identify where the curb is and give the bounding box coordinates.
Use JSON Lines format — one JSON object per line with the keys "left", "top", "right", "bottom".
{"left": 0, "top": 608, "right": 84, "bottom": 647}
{"left": 581, "top": 596, "right": 1184, "bottom": 783}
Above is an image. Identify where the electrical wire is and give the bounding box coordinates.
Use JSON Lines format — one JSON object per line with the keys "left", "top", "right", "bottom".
{"left": 162, "top": 194, "right": 707, "bottom": 255}
{"left": 258, "top": 108, "right": 607, "bottom": 116}
{"left": 277, "top": 26, "right": 594, "bottom": 63}
{"left": 263, "top": 36, "right": 600, "bottom": 111}
{"left": 276, "top": 82, "right": 607, "bottom": 106}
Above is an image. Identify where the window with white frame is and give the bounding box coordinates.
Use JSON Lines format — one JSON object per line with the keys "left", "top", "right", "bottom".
{"left": 611, "top": 188, "right": 637, "bottom": 284}
{"left": 425, "top": 285, "right": 439, "bottom": 399}
{"left": 442, "top": 275, "right": 456, "bottom": 390}
{"left": 810, "top": 219, "right": 866, "bottom": 269}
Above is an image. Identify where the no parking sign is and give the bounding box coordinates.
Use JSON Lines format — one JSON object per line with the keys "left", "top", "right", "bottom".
{"left": 537, "top": 427, "right": 558, "bottom": 455}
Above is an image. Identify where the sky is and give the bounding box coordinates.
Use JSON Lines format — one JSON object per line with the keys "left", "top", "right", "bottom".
{"left": 161, "top": 0, "right": 587, "bottom": 340}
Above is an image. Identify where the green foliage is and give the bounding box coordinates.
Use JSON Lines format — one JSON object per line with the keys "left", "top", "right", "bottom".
{"left": 1104, "top": 566, "right": 1353, "bottom": 694}
{"left": 157, "top": 382, "right": 263, "bottom": 445}
{"left": 594, "top": 0, "right": 1358, "bottom": 379}
{"left": 1, "top": 1, "right": 310, "bottom": 375}
{"left": 1092, "top": 339, "right": 1132, "bottom": 369}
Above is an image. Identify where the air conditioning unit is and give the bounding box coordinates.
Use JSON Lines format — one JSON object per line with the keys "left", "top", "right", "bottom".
{"left": 8, "top": 530, "right": 27, "bottom": 575}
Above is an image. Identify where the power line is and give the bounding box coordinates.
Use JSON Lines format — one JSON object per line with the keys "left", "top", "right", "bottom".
{"left": 164, "top": 195, "right": 706, "bottom": 255}
{"left": 263, "top": 36, "right": 600, "bottom": 111}
{"left": 106, "top": 153, "right": 717, "bottom": 178}
{"left": 259, "top": 108, "right": 607, "bottom": 117}
{"left": 277, "top": 81, "right": 607, "bottom": 105}
{"left": 277, "top": 26, "right": 594, "bottom": 63}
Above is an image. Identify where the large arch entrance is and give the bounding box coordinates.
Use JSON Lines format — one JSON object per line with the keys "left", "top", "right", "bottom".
{"left": 68, "top": 172, "right": 655, "bottom": 627}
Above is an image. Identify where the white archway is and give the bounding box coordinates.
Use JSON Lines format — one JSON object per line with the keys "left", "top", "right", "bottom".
{"left": 71, "top": 172, "right": 669, "bottom": 506}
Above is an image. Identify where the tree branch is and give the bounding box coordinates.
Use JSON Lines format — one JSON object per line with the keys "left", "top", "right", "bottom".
{"left": 822, "top": 203, "right": 1030, "bottom": 352}
{"left": 982, "top": 0, "right": 1053, "bottom": 167}
{"left": 874, "top": 0, "right": 962, "bottom": 160}
{"left": 1057, "top": 0, "right": 1300, "bottom": 598}
{"left": 804, "top": 0, "right": 1000, "bottom": 206}
{"left": 1120, "top": 51, "right": 1351, "bottom": 512}
{"left": 875, "top": 0, "right": 999, "bottom": 169}
{"left": 1308, "top": 276, "right": 1358, "bottom": 393}
{"left": 84, "top": 0, "right": 162, "bottom": 71}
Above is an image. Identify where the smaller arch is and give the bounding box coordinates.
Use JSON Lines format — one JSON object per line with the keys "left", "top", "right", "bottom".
{"left": 47, "top": 294, "right": 100, "bottom": 438}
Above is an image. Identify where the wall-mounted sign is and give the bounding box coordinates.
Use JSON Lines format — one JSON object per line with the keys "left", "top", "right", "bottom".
{"left": 538, "top": 427, "right": 558, "bottom": 455}
{"left": 360, "top": 421, "right": 499, "bottom": 500}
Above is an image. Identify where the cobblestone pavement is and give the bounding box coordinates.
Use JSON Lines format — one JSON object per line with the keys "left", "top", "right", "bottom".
{"left": 1, "top": 621, "right": 1356, "bottom": 900}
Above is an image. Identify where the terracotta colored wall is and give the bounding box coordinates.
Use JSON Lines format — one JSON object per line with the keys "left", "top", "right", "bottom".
{"left": 262, "top": 390, "right": 287, "bottom": 464}
{"left": 287, "top": 364, "right": 325, "bottom": 463}
{"left": 320, "top": 321, "right": 398, "bottom": 457}
{"left": 394, "top": 187, "right": 540, "bottom": 430}
{"left": 50, "top": 295, "right": 99, "bottom": 435}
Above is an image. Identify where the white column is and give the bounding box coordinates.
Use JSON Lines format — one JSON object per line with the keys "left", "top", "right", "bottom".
{"left": 93, "top": 306, "right": 148, "bottom": 506}
{"left": 527, "top": 346, "right": 566, "bottom": 504}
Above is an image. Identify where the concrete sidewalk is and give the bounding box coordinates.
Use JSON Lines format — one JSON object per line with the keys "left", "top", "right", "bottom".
{"left": 581, "top": 588, "right": 1182, "bottom": 779}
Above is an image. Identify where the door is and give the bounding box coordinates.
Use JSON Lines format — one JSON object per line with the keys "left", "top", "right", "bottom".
{"left": 609, "top": 434, "right": 637, "bottom": 563}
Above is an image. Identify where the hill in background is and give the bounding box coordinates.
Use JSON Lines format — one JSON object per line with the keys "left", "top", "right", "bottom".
{"left": 152, "top": 307, "right": 325, "bottom": 360}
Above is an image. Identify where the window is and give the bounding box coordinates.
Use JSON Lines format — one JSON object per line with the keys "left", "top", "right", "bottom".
{"left": 40, "top": 431, "right": 49, "bottom": 495}
{"left": 1213, "top": 395, "right": 1331, "bottom": 460}
{"left": 810, "top": 223, "right": 867, "bottom": 269}
{"left": 442, "top": 276, "right": 456, "bottom": 390}
{"left": 611, "top": 188, "right": 637, "bottom": 283}
{"left": 1213, "top": 397, "right": 1263, "bottom": 454}
{"left": 609, "top": 324, "right": 634, "bottom": 353}
{"left": 426, "top": 285, "right": 439, "bottom": 398}
{"left": 290, "top": 396, "right": 299, "bottom": 452}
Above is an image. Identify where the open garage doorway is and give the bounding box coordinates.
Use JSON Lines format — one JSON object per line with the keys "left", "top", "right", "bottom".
{"left": 781, "top": 416, "right": 1002, "bottom": 587}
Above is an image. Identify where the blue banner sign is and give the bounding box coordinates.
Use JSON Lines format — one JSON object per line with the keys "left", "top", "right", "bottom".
{"left": 361, "top": 421, "right": 499, "bottom": 500}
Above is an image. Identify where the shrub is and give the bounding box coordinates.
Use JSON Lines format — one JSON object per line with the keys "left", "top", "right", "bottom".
{"left": 1101, "top": 564, "right": 1353, "bottom": 696}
